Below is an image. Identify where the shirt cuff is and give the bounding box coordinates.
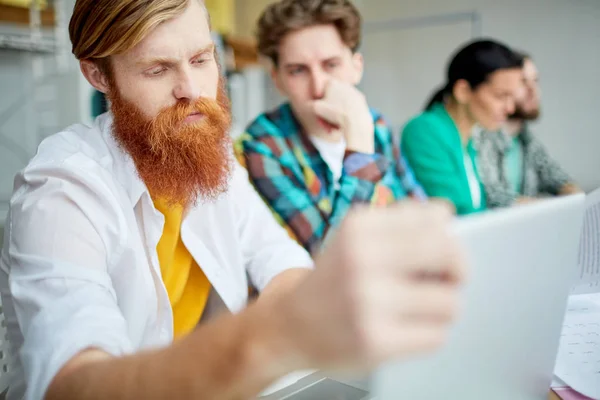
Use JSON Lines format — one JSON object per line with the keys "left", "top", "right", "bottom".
{"left": 343, "top": 151, "right": 389, "bottom": 182}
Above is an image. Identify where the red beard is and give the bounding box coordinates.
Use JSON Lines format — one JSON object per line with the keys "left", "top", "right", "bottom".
{"left": 108, "top": 81, "right": 232, "bottom": 206}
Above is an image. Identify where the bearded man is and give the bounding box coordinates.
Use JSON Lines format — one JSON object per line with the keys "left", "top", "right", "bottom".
{"left": 0, "top": 1, "right": 466, "bottom": 399}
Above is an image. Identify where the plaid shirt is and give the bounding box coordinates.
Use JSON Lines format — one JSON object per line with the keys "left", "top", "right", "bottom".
{"left": 234, "top": 103, "right": 426, "bottom": 254}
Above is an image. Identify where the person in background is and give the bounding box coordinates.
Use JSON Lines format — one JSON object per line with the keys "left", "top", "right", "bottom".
{"left": 234, "top": 0, "right": 425, "bottom": 254}
{"left": 475, "top": 52, "right": 581, "bottom": 208}
{"left": 401, "top": 39, "right": 523, "bottom": 215}
{"left": 0, "top": 0, "right": 466, "bottom": 399}
{"left": 91, "top": 90, "right": 108, "bottom": 118}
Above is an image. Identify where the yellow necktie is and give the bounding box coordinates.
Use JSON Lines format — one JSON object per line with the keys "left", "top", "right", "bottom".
{"left": 154, "top": 199, "right": 211, "bottom": 338}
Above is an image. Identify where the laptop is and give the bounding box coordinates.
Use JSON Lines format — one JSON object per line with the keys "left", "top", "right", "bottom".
{"left": 262, "top": 194, "right": 585, "bottom": 400}
{"left": 375, "top": 194, "right": 585, "bottom": 400}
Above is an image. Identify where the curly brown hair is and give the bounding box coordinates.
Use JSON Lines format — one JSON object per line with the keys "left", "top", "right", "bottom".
{"left": 257, "top": 0, "right": 362, "bottom": 66}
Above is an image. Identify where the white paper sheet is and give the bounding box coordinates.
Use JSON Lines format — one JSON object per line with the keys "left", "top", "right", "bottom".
{"left": 554, "top": 294, "right": 600, "bottom": 399}
{"left": 573, "top": 190, "right": 600, "bottom": 295}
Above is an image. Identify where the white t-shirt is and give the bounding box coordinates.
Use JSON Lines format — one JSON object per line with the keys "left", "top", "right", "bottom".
{"left": 310, "top": 136, "right": 346, "bottom": 190}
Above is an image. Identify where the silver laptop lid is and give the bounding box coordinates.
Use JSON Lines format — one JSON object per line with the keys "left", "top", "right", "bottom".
{"left": 374, "top": 195, "right": 585, "bottom": 400}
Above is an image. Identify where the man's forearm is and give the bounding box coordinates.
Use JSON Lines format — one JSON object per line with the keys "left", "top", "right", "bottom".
{"left": 46, "top": 299, "right": 299, "bottom": 400}
{"left": 259, "top": 268, "right": 311, "bottom": 302}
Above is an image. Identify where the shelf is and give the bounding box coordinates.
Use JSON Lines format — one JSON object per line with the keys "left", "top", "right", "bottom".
{"left": 0, "top": 3, "right": 55, "bottom": 27}
{"left": 0, "top": 2, "right": 58, "bottom": 52}
{"left": 224, "top": 35, "right": 260, "bottom": 70}
{"left": 0, "top": 32, "right": 56, "bottom": 52}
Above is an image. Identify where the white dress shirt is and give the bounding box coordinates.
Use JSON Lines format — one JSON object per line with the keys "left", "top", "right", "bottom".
{"left": 0, "top": 113, "right": 313, "bottom": 400}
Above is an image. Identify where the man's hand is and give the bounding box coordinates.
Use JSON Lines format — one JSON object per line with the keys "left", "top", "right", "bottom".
{"left": 276, "top": 201, "right": 466, "bottom": 372}
{"left": 312, "top": 80, "right": 375, "bottom": 154}
{"left": 46, "top": 202, "right": 466, "bottom": 400}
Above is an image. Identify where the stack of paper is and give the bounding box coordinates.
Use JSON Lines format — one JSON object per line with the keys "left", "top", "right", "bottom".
{"left": 554, "top": 294, "right": 600, "bottom": 399}
{"left": 553, "top": 189, "right": 600, "bottom": 400}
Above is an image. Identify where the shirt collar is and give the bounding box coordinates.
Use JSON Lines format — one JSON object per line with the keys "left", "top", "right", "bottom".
{"left": 270, "top": 103, "right": 325, "bottom": 172}
{"left": 278, "top": 103, "right": 304, "bottom": 137}
{"left": 469, "top": 124, "right": 485, "bottom": 149}
{"left": 429, "top": 102, "right": 460, "bottom": 133}
{"left": 428, "top": 102, "right": 466, "bottom": 149}
{"left": 96, "top": 112, "right": 150, "bottom": 209}
{"left": 498, "top": 121, "right": 533, "bottom": 147}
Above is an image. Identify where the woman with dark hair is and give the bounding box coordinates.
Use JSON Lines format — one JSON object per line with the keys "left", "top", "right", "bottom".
{"left": 401, "top": 39, "right": 523, "bottom": 215}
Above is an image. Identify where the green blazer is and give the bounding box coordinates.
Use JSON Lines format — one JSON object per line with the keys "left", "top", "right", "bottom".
{"left": 401, "top": 102, "right": 486, "bottom": 215}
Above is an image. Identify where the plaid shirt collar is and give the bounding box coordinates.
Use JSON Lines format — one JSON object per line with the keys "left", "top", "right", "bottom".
{"left": 273, "top": 103, "right": 342, "bottom": 191}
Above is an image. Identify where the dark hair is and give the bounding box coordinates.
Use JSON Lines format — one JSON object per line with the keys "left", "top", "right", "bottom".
{"left": 513, "top": 50, "right": 531, "bottom": 63}
{"left": 425, "top": 39, "right": 523, "bottom": 110}
{"left": 257, "top": 0, "right": 361, "bottom": 66}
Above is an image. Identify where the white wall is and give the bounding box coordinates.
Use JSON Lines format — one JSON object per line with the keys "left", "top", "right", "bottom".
{"left": 356, "top": 0, "right": 600, "bottom": 191}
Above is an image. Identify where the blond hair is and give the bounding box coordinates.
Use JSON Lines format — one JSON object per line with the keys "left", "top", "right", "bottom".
{"left": 69, "top": 0, "right": 206, "bottom": 62}
{"left": 257, "top": 0, "right": 361, "bottom": 66}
